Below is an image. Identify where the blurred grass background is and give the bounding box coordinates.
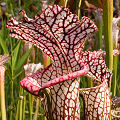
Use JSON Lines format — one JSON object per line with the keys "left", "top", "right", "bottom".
{"left": 0, "top": 0, "right": 120, "bottom": 120}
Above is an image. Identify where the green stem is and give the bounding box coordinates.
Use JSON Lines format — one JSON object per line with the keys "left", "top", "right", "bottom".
{"left": 18, "top": 0, "right": 21, "bottom": 8}
{"left": 10, "top": 78, "right": 13, "bottom": 120}
{"left": 10, "top": 35, "right": 14, "bottom": 120}
{"left": 87, "top": 78, "right": 93, "bottom": 88}
{"left": 0, "top": 66, "right": 7, "bottom": 120}
{"left": 103, "top": 0, "right": 113, "bottom": 71}
{"left": 15, "top": 100, "right": 20, "bottom": 120}
{"left": 111, "top": 17, "right": 120, "bottom": 97}
{"left": 112, "top": 55, "right": 117, "bottom": 97}
{"left": 103, "top": 1, "right": 113, "bottom": 120}
{"left": 19, "top": 88, "right": 23, "bottom": 120}
{"left": 33, "top": 98, "right": 39, "bottom": 120}
{"left": 22, "top": 90, "right": 26, "bottom": 120}
{"left": 95, "top": 13, "right": 103, "bottom": 49}
{"left": 29, "top": 93, "right": 32, "bottom": 120}
{"left": 15, "top": 87, "right": 23, "bottom": 120}
{"left": 77, "top": 0, "right": 82, "bottom": 19}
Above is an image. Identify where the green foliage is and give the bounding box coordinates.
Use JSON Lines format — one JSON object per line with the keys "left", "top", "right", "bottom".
{"left": 0, "top": 1, "right": 45, "bottom": 119}
{"left": 14, "top": 47, "right": 33, "bottom": 75}
{"left": 0, "top": 23, "right": 9, "bottom": 54}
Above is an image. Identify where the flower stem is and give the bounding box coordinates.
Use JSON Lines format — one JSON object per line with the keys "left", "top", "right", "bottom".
{"left": 29, "top": 93, "right": 32, "bottom": 120}
{"left": 22, "top": 90, "right": 26, "bottom": 120}
{"left": 19, "top": 88, "right": 23, "bottom": 120}
{"left": 33, "top": 98, "right": 39, "bottom": 120}
{"left": 15, "top": 100, "right": 20, "bottom": 120}
{"left": 77, "top": 0, "right": 82, "bottom": 19}
{"left": 0, "top": 65, "right": 7, "bottom": 120}
{"left": 103, "top": 0, "right": 113, "bottom": 71}
{"left": 87, "top": 78, "right": 93, "bottom": 88}
{"left": 111, "top": 17, "right": 120, "bottom": 97}
{"left": 10, "top": 77, "right": 13, "bottom": 120}
{"left": 103, "top": 1, "right": 113, "bottom": 119}
{"left": 112, "top": 55, "right": 117, "bottom": 97}
{"left": 95, "top": 10, "right": 103, "bottom": 49}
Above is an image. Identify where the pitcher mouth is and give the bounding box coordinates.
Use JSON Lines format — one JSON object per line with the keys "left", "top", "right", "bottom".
{"left": 20, "top": 65, "right": 89, "bottom": 96}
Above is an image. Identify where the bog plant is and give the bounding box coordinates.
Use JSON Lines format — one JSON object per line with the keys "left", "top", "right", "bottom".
{"left": 0, "top": 54, "right": 10, "bottom": 120}
{"left": 7, "top": 4, "right": 112, "bottom": 120}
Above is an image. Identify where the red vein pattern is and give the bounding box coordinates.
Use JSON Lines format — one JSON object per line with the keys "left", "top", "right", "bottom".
{"left": 76, "top": 50, "right": 112, "bottom": 120}
{"left": 76, "top": 50, "right": 111, "bottom": 85}
{"left": 80, "top": 79, "right": 110, "bottom": 120}
{"left": 7, "top": 5, "right": 112, "bottom": 120}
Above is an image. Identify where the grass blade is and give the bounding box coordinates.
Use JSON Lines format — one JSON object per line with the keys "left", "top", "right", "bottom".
{"left": 0, "top": 24, "right": 9, "bottom": 54}
{"left": 12, "top": 41, "right": 22, "bottom": 69}
{"left": 15, "top": 47, "right": 33, "bottom": 74}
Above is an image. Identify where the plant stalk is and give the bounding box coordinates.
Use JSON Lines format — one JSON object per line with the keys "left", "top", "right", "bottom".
{"left": 103, "top": 1, "right": 113, "bottom": 120}
{"left": 33, "top": 98, "right": 39, "bottom": 120}
{"left": 22, "top": 90, "right": 26, "bottom": 120}
{"left": 111, "top": 17, "right": 120, "bottom": 97}
{"left": 10, "top": 74, "right": 14, "bottom": 120}
{"left": 29, "top": 93, "right": 32, "bottom": 120}
{"left": 65, "top": 0, "right": 68, "bottom": 7}
{"left": 77, "top": 0, "right": 82, "bottom": 19}
{"left": 103, "top": 0, "right": 113, "bottom": 72}
{"left": 15, "top": 100, "right": 20, "bottom": 120}
{"left": 95, "top": 10, "right": 103, "bottom": 49}
{"left": 0, "top": 65, "right": 7, "bottom": 120}
{"left": 19, "top": 88, "right": 23, "bottom": 120}
{"left": 112, "top": 55, "right": 117, "bottom": 97}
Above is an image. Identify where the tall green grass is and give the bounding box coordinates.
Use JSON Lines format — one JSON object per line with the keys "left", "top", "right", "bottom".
{"left": 0, "top": 0, "right": 45, "bottom": 119}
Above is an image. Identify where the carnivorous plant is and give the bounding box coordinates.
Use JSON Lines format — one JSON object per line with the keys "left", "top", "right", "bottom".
{"left": 7, "top": 5, "right": 112, "bottom": 120}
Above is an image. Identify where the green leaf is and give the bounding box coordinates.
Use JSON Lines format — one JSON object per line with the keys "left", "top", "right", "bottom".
{"left": 12, "top": 41, "right": 22, "bottom": 69}
{"left": 13, "top": 70, "right": 24, "bottom": 80}
{"left": 14, "top": 47, "right": 33, "bottom": 74}
{"left": 0, "top": 23, "right": 9, "bottom": 54}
